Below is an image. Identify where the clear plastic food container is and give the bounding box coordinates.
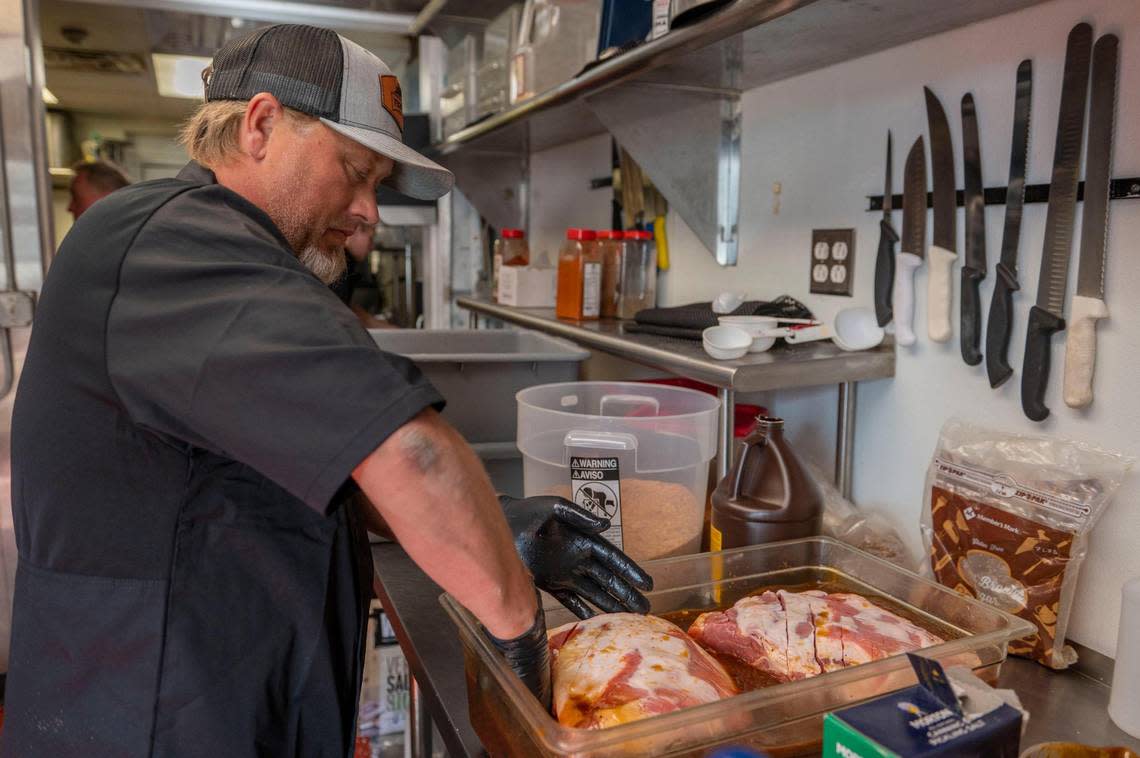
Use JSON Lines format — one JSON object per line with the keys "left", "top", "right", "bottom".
{"left": 516, "top": 381, "right": 719, "bottom": 562}
{"left": 441, "top": 537, "right": 1035, "bottom": 757}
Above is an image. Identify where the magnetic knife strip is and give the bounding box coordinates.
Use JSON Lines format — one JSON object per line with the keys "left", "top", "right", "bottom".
{"left": 866, "top": 177, "right": 1140, "bottom": 211}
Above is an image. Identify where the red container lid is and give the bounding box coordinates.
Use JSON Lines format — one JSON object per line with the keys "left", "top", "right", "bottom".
{"left": 624, "top": 230, "right": 653, "bottom": 240}
{"left": 596, "top": 230, "right": 623, "bottom": 240}
{"left": 566, "top": 228, "right": 597, "bottom": 241}
{"left": 501, "top": 228, "right": 525, "bottom": 239}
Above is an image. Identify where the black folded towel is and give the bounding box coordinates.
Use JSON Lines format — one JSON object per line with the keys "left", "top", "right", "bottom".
{"left": 626, "top": 296, "right": 814, "bottom": 340}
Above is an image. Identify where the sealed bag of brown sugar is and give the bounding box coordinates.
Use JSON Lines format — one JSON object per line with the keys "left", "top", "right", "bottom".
{"left": 921, "top": 419, "right": 1133, "bottom": 669}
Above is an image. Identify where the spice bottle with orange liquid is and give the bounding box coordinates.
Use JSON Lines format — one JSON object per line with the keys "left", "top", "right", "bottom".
{"left": 555, "top": 229, "right": 601, "bottom": 320}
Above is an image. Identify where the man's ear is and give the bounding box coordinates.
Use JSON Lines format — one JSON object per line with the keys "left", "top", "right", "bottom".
{"left": 240, "top": 93, "right": 286, "bottom": 161}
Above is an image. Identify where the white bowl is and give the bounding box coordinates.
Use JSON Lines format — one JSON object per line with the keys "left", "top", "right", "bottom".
{"left": 702, "top": 325, "right": 752, "bottom": 360}
{"left": 832, "top": 307, "right": 885, "bottom": 351}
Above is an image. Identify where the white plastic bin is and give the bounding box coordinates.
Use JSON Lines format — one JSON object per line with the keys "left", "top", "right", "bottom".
{"left": 517, "top": 381, "right": 719, "bottom": 562}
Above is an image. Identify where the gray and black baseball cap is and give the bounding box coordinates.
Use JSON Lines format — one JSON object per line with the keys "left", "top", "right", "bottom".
{"left": 204, "top": 24, "right": 453, "bottom": 200}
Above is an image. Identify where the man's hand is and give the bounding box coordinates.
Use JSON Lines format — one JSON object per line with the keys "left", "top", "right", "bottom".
{"left": 485, "top": 590, "right": 551, "bottom": 709}
{"left": 500, "top": 495, "right": 654, "bottom": 619}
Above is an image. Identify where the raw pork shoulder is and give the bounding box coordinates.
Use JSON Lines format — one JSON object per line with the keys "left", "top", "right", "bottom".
{"left": 688, "top": 590, "right": 943, "bottom": 682}
{"left": 547, "top": 613, "right": 737, "bottom": 729}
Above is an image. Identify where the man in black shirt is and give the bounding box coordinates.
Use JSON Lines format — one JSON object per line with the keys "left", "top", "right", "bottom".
{"left": 3, "top": 25, "right": 650, "bottom": 757}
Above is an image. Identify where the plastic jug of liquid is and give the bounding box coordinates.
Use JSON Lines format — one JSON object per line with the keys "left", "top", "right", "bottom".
{"left": 710, "top": 416, "right": 822, "bottom": 549}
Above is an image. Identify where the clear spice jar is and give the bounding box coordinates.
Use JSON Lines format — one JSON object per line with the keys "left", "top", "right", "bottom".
{"left": 597, "top": 230, "right": 624, "bottom": 318}
{"left": 556, "top": 229, "right": 601, "bottom": 320}
{"left": 618, "top": 230, "right": 657, "bottom": 319}
{"left": 492, "top": 228, "right": 529, "bottom": 302}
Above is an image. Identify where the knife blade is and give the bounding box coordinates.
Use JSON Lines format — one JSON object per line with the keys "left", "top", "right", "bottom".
{"left": 893, "top": 136, "right": 926, "bottom": 346}
{"left": 1021, "top": 22, "right": 1093, "bottom": 422}
{"left": 1063, "top": 33, "right": 1118, "bottom": 409}
{"left": 874, "top": 132, "right": 899, "bottom": 327}
{"left": 986, "top": 59, "right": 1033, "bottom": 388}
{"left": 924, "top": 87, "right": 958, "bottom": 343}
{"left": 960, "top": 93, "right": 986, "bottom": 366}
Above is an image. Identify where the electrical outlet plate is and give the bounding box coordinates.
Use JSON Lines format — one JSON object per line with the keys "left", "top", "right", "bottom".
{"left": 809, "top": 229, "right": 855, "bottom": 296}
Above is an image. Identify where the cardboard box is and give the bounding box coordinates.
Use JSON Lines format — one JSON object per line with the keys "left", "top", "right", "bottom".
{"left": 822, "top": 656, "right": 1023, "bottom": 758}
{"left": 497, "top": 265, "right": 556, "bottom": 307}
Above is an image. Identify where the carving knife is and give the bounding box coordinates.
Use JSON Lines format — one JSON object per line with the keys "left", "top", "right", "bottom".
{"left": 874, "top": 132, "right": 898, "bottom": 327}
{"left": 1064, "top": 34, "right": 1118, "bottom": 409}
{"left": 960, "top": 94, "right": 986, "bottom": 365}
{"left": 1021, "top": 22, "right": 1093, "bottom": 422}
{"left": 924, "top": 87, "right": 957, "bottom": 343}
{"left": 986, "top": 59, "right": 1033, "bottom": 388}
{"left": 893, "top": 136, "right": 926, "bottom": 346}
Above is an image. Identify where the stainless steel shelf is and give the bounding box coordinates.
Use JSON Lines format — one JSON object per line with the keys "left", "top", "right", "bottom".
{"left": 456, "top": 297, "right": 895, "bottom": 393}
{"left": 434, "top": 0, "right": 1047, "bottom": 156}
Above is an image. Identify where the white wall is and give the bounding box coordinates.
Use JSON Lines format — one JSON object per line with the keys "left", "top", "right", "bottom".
{"left": 528, "top": 0, "right": 1140, "bottom": 656}
{"left": 528, "top": 133, "right": 614, "bottom": 263}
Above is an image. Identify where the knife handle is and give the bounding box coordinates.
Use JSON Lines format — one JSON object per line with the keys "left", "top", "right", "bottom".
{"left": 960, "top": 266, "right": 985, "bottom": 366}
{"left": 985, "top": 262, "right": 1020, "bottom": 388}
{"left": 927, "top": 245, "right": 957, "bottom": 342}
{"left": 874, "top": 219, "right": 899, "bottom": 327}
{"left": 892, "top": 251, "right": 922, "bottom": 346}
{"left": 1063, "top": 295, "right": 1108, "bottom": 408}
{"left": 1021, "top": 305, "right": 1065, "bottom": 422}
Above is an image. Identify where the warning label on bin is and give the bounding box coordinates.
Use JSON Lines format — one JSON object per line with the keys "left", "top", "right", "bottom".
{"left": 570, "top": 457, "right": 623, "bottom": 550}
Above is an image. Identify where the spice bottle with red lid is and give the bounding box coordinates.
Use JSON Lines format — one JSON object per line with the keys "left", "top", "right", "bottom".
{"left": 492, "top": 228, "right": 530, "bottom": 302}
{"left": 556, "top": 229, "right": 601, "bottom": 320}
{"left": 597, "top": 230, "right": 624, "bottom": 318}
{"left": 618, "top": 230, "right": 657, "bottom": 319}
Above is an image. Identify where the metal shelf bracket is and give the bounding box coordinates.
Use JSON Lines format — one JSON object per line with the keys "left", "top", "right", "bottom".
{"left": 584, "top": 36, "right": 742, "bottom": 266}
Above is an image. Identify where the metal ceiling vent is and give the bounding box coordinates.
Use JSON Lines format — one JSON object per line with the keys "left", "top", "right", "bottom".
{"left": 43, "top": 47, "right": 147, "bottom": 74}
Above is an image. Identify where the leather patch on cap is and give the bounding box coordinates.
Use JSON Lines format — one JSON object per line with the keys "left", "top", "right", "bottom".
{"left": 379, "top": 74, "right": 404, "bottom": 133}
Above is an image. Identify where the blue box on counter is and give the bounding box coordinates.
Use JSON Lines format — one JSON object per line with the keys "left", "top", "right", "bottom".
{"left": 822, "top": 655, "right": 1022, "bottom": 758}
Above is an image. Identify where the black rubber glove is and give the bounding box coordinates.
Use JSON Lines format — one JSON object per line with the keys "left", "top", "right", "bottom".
{"left": 485, "top": 591, "right": 551, "bottom": 709}
{"left": 500, "top": 494, "right": 654, "bottom": 619}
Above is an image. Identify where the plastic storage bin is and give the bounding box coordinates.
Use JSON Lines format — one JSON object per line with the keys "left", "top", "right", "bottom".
{"left": 517, "top": 381, "right": 719, "bottom": 561}
{"left": 441, "top": 537, "right": 1036, "bottom": 758}
{"left": 477, "top": 4, "right": 522, "bottom": 120}
{"left": 369, "top": 329, "right": 588, "bottom": 442}
{"left": 511, "top": 0, "right": 602, "bottom": 102}
{"left": 442, "top": 35, "right": 480, "bottom": 138}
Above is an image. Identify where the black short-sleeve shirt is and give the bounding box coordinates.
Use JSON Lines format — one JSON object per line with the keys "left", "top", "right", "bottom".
{"left": 3, "top": 162, "right": 443, "bottom": 757}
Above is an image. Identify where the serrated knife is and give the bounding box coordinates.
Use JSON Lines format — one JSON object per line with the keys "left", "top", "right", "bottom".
{"left": 874, "top": 132, "right": 898, "bottom": 327}
{"left": 924, "top": 87, "right": 957, "bottom": 343}
{"left": 1021, "top": 22, "right": 1093, "bottom": 422}
{"left": 893, "top": 136, "right": 926, "bottom": 347}
{"left": 960, "top": 93, "right": 986, "bottom": 365}
{"left": 1063, "top": 34, "right": 1118, "bottom": 409}
{"left": 986, "top": 59, "right": 1033, "bottom": 388}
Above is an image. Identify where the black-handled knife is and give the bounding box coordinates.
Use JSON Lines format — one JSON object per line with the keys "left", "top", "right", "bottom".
{"left": 986, "top": 59, "right": 1032, "bottom": 387}
{"left": 1020, "top": 23, "right": 1092, "bottom": 422}
{"left": 1022, "top": 306, "right": 1065, "bottom": 421}
{"left": 874, "top": 132, "right": 897, "bottom": 327}
{"left": 960, "top": 94, "right": 985, "bottom": 366}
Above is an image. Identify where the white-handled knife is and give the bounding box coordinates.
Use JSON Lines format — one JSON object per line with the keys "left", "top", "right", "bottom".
{"left": 894, "top": 136, "right": 927, "bottom": 347}
{"left": 1064, "top": 34, "right": 1118, "bottom": 408}
{"left": 924, "top": 87, "right": 958, "bottom": 343}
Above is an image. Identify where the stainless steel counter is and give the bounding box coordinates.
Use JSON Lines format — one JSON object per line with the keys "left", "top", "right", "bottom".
{"left": 373, "top": 542, "right": 1140, "bottom": 757}
{"left": 456, "top": 298, "right": 895, "bottom": 393}
{"left": 456, "top": 297, "right": 895, "bottom": 497}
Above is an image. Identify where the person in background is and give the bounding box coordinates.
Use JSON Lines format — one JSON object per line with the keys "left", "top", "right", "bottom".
{"left": 67, "top": 159, "right": 131, "bottom": 220}
{"left": 337, "top": 222, "right": 391, "bottom": 328}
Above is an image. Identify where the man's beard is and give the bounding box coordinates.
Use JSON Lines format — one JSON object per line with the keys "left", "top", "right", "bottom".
{"left": 298, "top": 242, "right": 347, "bottom": 284}
{"left": 263, "top": 188, "right": 348, "bottom": 285}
